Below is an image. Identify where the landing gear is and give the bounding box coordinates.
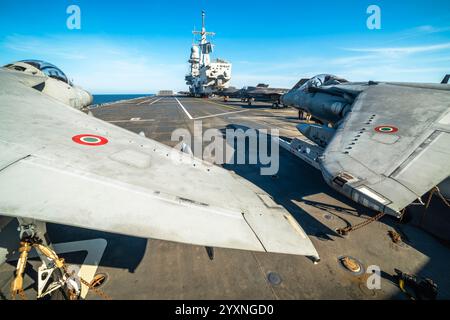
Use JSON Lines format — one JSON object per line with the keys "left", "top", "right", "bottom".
{"left": 10, "top": 219, "right": 81, "bottom": 300}
{"left": 270, "top": 97, "right": 287, "bottom": 109}
{"left": 247, "top": 98, "right": 254, "bottom": 106}
{"left": 298, "top": 110, "right": 312, "bottom": 121}
{"left": 271, "top": 102, "right": 287, "bottom": 109}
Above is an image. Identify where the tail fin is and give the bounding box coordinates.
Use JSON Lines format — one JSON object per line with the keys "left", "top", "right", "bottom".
{"left": 441, "top": 74, "right": 450, "bottom": 84}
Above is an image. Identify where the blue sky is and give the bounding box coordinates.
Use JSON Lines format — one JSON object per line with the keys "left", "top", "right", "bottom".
{"left": 1, "top": 0, "right": 450, "bottom": 93}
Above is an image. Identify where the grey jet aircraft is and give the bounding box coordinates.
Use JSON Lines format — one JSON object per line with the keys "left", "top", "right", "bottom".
{"left": 281, "top": 74, "right": 450, "bottom": 218}
{"left": 216, "top": 86, "right": 241, "bottom": 101}
{"left": 241, "top": 84, "right": 289, "bottom": 108}
{"left": 216, "top": 84, "right": 291, "bottom": 108}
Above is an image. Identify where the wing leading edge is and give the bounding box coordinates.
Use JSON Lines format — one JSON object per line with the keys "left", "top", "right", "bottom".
{"left": 0, "top": 69, "right": 319, "bottom": 258}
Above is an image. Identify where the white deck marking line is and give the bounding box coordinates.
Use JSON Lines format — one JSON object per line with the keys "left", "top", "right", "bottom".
{"left": 108, "top": 119, "right": 155, "bottom": 123}
{"left": 149, "top": 97, "right": 162, "bottom": 105}
{"left": 174, "top": 97, "right": 193, "bottom": 120}
{"left": 136, "top": 97, "right": 156, "bottom": 105}
{"left": 193, "top": 109, "right": 249, "bottom": 120}
{"left": 137, "top": 97, "right": 158, "bottom": 105}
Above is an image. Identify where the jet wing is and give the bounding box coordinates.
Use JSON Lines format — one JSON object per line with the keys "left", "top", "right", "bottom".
{"left": 321, "top": 83, "right": 450, "bottom": 217}
{"left": 0, "top": 69, "right": 318, "bottom": 258}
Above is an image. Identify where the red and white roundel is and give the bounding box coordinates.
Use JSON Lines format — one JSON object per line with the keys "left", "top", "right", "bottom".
{"left": 374, "top": 126, "right": 398, "bottom": 134}
{"left": 72, "top": 134, "right": 109, "bottom": 146}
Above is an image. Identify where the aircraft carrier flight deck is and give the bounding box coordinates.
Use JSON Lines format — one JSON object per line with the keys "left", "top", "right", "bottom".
{"left": 1, "top": 95, "right": 449, "bottom": 300}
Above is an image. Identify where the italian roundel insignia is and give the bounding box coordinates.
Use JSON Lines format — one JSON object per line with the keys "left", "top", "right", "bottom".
{"left": 72, "top": 134, "right": 109, "bottom": 146}
{"left": 374, "top": 126, "right": 398, "bottom": 134}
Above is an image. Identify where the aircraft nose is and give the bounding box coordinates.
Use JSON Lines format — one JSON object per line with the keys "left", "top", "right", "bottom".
{"left": 280, "top": 92, "right": 290, "bottom": 105}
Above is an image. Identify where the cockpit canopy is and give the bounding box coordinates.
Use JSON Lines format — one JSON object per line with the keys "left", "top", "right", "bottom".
{"left": 299, "top": 74, "right": 348, "bottom": 91}
{"left": 22, "top": 60, "right": 69, "bottom": 83}
{"left": 3, "top": 60, "right": 69, "bottom": 84}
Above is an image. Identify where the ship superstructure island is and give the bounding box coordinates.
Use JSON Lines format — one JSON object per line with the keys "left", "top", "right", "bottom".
{"left": 185, "top": 11, "right": 232, "bottom": 97}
